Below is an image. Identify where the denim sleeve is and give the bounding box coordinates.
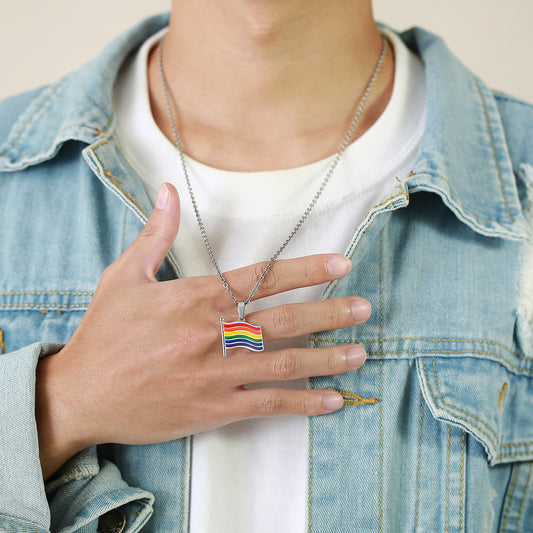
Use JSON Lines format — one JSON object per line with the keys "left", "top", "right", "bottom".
{"left": 0, "top": 342, "right": 154, "bottom": 533}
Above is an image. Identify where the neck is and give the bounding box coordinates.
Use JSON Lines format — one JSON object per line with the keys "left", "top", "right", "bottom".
{"left": 149, "top": 0, "right": 394, "bottom": 171}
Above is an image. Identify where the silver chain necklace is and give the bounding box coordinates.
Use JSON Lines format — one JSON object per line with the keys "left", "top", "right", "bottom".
{"left": 157, "top": 35, "right": 387, "bottom": 356}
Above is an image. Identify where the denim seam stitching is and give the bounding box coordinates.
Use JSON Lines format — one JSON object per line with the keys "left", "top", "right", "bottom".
{"left": 180, "top": 441, "right": 186, "bottom": 532}
{"left": 378, "top": 228, "right": 384, "bottom": 533}
{"left": 109, "top": 132, "right": 132, "bottom": 164}
{"left": 0, "top": 304, "right": 88, "bottom": 309}
{"left": 421, "top": 357, "right": 498, "bottom": 452}
{"left": 326, "top": 336, "right": 518, "bottom": 360}
{"left": 410, "top": 172, "right": 511, "bottom": 226}
{"left": 323, "top": 190, "right": 407, "bottom": 304}
{"left": 312, "top": 340, "right": 533, "bottom": 374}
{"left": 0, "top": 328, "right": 5, "bottom": 354}
{"left": 0, "top": 291, "right": 94, "bottom": 296}
{"left": 310, "top": 335, "right": 526, "bottom": 362}
{"left": 413, "top": 398, "right": 424, "bottom": 532}
{"left": 367, "top": 349, "right": 531, "bottom": 375}
{"left": 0, "top": 515, "right": 44, "bottom": 532}
{"left": 93, "top": 137, "right": 149, "bottom": 219}
{"left": 344, "top": 193, "right": 404, "bottom": 264}
{"left": 307, "top": 376, "right": 314, "bottom": 533}
{"left": 459, "top": 432, "right": 466, "bottom": 533}
{"left": 501, "top": 441, "right": 533, "bottom": 448}
{"left": 94, "top": 113, "right": 114, "bottom": 140}
{"left": 372, "top": 191, "right": 409, "bottom": 212}
{"left": 445, "top": 426, "right": 451, "bottom": 533}
{"left": 499, "top": 451, "right": 533, "bottom": 459}
{"left": 2, "top": 123, "right": 100, "bottom": 163}
{"left": 515, "top": 462, "right": 533, "bottom": 533}
{"left": 0, "top": 78, "right": 69, "bottom": 157}
{"left": 422, "top": 357, "right": 533, "bottom": 456}
{"left": 501, "top": 464, "right": 519, "bottom": 532}
{"left": 474, "top": 77, "right": 514, "bottom": 223}
{"left": 431, "top": 357, "right": 498, "bottom": 444}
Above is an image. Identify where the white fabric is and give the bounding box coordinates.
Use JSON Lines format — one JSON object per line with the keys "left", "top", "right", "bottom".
{"left": 114, "top": 27, "right": 426, "bottom": 533}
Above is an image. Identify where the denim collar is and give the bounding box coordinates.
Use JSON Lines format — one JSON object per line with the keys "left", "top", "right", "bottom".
{"left": 0, "top": 14, "right": 169, "bottom": 167}
{"left": 401, "top": 28, "right": 528, "bottom": 240}
{"left": 0, "top": 14, "right": 527, "bottom": 240}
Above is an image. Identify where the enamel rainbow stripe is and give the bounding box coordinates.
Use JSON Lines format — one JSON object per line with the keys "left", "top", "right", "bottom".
{"left": 220, "top": 318, "right": 264, "bottom": 357}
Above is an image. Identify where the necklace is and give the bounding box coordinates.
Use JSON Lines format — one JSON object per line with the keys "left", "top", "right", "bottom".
{"left": 157, "top": 35, "right": 387, "bottom": 357}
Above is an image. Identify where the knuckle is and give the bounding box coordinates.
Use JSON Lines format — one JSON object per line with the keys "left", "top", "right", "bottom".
{"left": 171, "top": 278, "right": 212, "bottom": 311}
{"left": 271, "top": 352, "right": 300, "bottom": 379}
{"left": 176, "top": 320, "right": 217, "bottom": 352}
{"left": 100, "top": 264, "right": 117, "bottom": 284}
{"left": 298, "top": 396, "right": 314, "bottom": 416}
{"left": 258, "top": 265, "right": 278, "bottom": 293}
{"left": 326, "top": 301, "right": 349, "bottom": 327}
{"left": 257, "top": 392, "right": 284, "bottom": 416}
{"left": 271, "top": 307, "right": 298, "bottom": 335}
{"left": 327, "top": 350, "right": 341, "bottom": 372}
{"left": 298, "top": 260, "right": 314, "bottom": 282}
{"left": 245, "top": 261, "right": 271, "bottom": 294}
{"left": 139, "top": 219, "right": 160, "bottom": 239}
{"left": 206, "top": 320, "right": 223, "bottom": 346}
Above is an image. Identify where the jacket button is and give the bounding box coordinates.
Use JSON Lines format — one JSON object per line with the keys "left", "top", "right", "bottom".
{"left": 98, "top": 508, "right": 126, "bottom": 533}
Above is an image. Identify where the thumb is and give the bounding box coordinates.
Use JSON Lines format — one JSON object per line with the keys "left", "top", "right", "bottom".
{"left": 123, "top": 182, "right": 181, "bottom": 281}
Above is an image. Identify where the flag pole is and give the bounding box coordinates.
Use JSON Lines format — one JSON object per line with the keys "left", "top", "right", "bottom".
{"left": 220, "top": 317, "right": 227, "bottom": 358}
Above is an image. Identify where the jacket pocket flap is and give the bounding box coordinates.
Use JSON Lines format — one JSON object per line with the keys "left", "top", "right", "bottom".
{"left": 416, "top": 355, "right": 533, "bottom": 465}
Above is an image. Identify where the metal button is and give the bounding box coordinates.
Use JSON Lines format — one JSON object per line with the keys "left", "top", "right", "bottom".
{"left": 97, "top": 508, "right": 126, "bottom": 533}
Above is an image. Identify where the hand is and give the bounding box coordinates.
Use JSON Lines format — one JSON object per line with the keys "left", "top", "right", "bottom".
{"left": 35, "top": 183, "right": 371, "bottom": 478}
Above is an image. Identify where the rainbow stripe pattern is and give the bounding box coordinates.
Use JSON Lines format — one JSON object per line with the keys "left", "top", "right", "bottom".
{"left": 220, "top": 318, "right": 264, "bottom": 357}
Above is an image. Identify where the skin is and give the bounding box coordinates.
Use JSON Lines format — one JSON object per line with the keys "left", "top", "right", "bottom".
{"left": 36, "top": 0, "right": 392, "bottom": 480}
{"left": 149, "top": 0, "right": 394, "bottom": 170}
{"left": 36, "top": 184, "right": 370, "bottom": 478}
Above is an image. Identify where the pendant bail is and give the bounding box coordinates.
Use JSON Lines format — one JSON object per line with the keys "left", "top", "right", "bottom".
{"left": 237, "top": 302, "right": 246, "bottom": 321}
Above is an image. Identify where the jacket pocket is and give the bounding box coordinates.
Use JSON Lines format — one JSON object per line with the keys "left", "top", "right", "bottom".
{"left": 416, "top": 355, "right": 533, "bottom": 466}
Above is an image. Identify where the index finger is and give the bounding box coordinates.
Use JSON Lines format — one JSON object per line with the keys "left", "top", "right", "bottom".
{"left": 222, "top": 254, "right": 351, "bottom": 301}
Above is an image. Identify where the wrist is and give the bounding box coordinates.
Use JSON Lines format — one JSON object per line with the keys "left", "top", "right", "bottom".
{"left": 35, "top": 350, "right": 93, "bottom": 480}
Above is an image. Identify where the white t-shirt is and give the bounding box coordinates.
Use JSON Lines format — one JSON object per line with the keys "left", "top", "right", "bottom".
{"left": 114, "top": 27, "right": 426, "bottom": 533}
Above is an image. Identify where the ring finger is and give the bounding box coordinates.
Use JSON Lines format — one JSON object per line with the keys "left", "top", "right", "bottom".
{"left": 229, "top": 343, "right": 367, "bottom": 385}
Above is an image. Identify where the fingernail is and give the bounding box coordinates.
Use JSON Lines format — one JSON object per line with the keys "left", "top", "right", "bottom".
{"left": 156, "top": 183, "right": 170, "bottom": 210}
{"left": 323, "top": 391, "right": 344, "bottom": 411}
{"left": 351, "top": 298, "right": 371, "bottom": 320}
{"left": 326, "top": 256, "right": 351, "bottom": 278}
{"left": 347, "top": 345, "right": 367, "bottom": 368}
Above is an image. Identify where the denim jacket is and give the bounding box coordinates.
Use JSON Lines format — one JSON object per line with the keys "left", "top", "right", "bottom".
{"left": 1, "top": 13, "right": 532, "bottom": 533}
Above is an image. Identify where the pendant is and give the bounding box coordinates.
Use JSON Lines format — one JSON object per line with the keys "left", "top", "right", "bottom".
{"left": 220, "top": 302, "right": 264, "bottom": 357}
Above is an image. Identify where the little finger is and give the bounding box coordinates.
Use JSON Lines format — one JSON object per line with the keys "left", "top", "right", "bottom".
{"left": 235, "top": 387, "right": 346, "bottom": 419}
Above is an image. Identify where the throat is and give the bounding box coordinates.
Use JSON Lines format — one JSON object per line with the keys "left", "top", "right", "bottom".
{"left": 151, "top": 0, "right": 393, "bottom": 171}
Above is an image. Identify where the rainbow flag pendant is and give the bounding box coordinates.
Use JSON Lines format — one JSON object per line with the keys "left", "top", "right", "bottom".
{"left": 220, "top": 302, "right": 264, "bottom": 357}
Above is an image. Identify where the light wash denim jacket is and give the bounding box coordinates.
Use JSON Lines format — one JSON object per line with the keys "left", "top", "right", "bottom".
{"left": 1, "top": 13, "right": 532, "bottom": 533}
